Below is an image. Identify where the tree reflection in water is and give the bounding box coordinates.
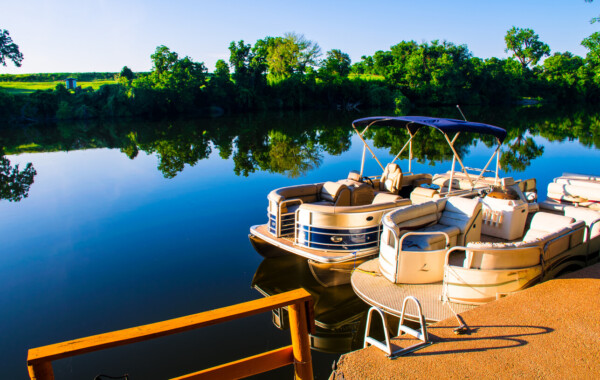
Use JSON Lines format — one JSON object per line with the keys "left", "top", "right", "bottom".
{"left": 0, "top": 105, "right": 598, "bottom": 186}
{"left": 0, "top": 147, "right": 36, "bottom": 202}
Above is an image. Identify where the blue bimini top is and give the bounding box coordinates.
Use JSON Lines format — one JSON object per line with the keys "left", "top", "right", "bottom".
{"left": 352, "top": 116, "right": 507, "bottom": 143}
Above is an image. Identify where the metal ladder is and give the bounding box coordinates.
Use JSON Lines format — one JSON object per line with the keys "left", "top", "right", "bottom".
{"left": 363, "top": 296, "right": 431, "bottom": 358}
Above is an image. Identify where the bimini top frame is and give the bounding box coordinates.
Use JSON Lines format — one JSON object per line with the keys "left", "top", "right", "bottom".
{"left": 351, "top": 116, "right": 508, "bottom": 192}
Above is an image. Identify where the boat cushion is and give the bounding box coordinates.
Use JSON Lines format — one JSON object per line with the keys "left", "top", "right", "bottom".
{"left": 385, "top": 201, "right": 440, "bottom": 235}
{"left": 268, "top": 184, "right": 319, "bottom": 204}
{"left": 563, "top": 207, "right": 600, "bottom": 240}
{"left": 548, "top": 182, "right": 600, "bottom": 202}
{"left": 347, "top": 170, "right": 362, "bottom": 182}
{"left": 379, "top": 163, "right": 403, "bottom": 194}
{"left": 337, "top": 179, "right": 375, "bottom": 205}
{"left": 372, "top": 192, "right": 403, "bottom": 204}
{"left": 523, "top": 212, "right": 575, "bottom": 241}
{"left": 438, "top": 196, "right": 482, "bottom": 245}
{"left": 439, "top": 197, "right": 481, "bottom": 232}
{"left": 410, "top": 186, "right": 441, "bottom": 204}
{"left": 319, "top": 181, "right": 351, "bottom": 206}
{"left": 401, "top": 224, "right": 460, "bottom": 251}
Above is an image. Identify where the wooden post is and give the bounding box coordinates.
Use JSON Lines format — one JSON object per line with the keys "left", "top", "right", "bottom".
{"left": 28, "top": 361, "right": 54, "bottom": 380}
{"left": 288, "top": 301, "right": 313, "bottom": 380}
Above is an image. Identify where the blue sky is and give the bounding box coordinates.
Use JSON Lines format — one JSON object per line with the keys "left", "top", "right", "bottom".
{"left": 2, "top": 0, "right": 599, "bottom": 74}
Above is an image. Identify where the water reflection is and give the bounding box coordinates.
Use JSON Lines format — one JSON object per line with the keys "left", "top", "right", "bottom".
{"left": 0, "top": 147, "right": 36, "bottom": 201}
{"left": 251, "top": 255, "right": 370, "bottom": 353}
{"left": 1, "top": 106, "right": 598, "bottom": 187}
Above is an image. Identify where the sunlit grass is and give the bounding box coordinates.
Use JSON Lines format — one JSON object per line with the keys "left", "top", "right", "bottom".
{"left": 0, "top": 79, "right": 117, "bottom": 94}
{"left": 348, "top": 73, "right": 385, "bottom": 81}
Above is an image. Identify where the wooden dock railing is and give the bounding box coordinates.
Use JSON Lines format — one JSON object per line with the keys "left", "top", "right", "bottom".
{"left": 27, "top": 288, "right": 315, "bottom": 380}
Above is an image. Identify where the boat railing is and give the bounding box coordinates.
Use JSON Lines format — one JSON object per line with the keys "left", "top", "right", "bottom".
{"left": 443, "top": 222, "right": 587, "bottom": 273}
{"left": 270, "top": 199, "right": 303, "bottom": 237}
{"left": 27, "top": 289, "right": 316, "bottom": 380}
{"left": 444, "top": 245, "right": 544, "bottom": 270}
{"left": 542, "top": 222, "right": 588, "bottom": 262}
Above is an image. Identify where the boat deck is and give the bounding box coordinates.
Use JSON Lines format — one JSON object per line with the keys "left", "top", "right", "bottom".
{"left": 351, "top": 259, "right": 476, "bottom": 323}
{"left": 251, "top": 224, "right": 376, "bottom": 263}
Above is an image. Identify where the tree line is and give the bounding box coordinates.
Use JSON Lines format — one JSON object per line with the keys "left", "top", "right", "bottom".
{"left": 1, "top": 27, "right": 600, "bottom": 122}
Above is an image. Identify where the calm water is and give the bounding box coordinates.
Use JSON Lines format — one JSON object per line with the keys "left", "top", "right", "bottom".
{"left": 1, "top": 106, "right": 599, "bottom": 379}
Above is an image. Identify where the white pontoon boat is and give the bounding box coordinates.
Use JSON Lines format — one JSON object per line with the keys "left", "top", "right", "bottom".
{"left": 352, "top": 178, "right": 599, "bottom": 311}
{"left": 249, "top": 116, "right": 517, "bottom": 264}
{"left": 544, "top": 173, "right": 600, "bottom": 210}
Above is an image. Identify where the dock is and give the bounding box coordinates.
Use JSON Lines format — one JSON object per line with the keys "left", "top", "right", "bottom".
{"left": 332, "top": 262, "right": 600, "bottom": 379}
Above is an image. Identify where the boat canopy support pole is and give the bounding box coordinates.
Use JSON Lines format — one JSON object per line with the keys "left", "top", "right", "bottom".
{"left": 352, "top": 122, "right": 386, "bottom": 172}
{"left": 470, "top": 142, "right": 502, "bottom": 189}
{"left": 444, "top": 132, "right": 476, "bottom": 189}
{"left": 391, "top": 129, "right": 416, "bottom": 173}
{"left": 495, "top": 138, "right": 501, "bottom": 185}
{"left": 360, "top": 144, "right": 367, "bottom": 177}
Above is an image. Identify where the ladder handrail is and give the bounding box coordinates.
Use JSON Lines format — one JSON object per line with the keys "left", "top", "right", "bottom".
{"left": 363, "top": 296, "right": 431, "bottom": 359}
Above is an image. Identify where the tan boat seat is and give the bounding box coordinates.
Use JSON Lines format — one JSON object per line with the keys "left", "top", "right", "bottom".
{"left": 410, "top": 186, "right": 441, "bottom": 204}
{"left": 372, "top": 192, "right": 403, "bottom": 204}
{"left": 400, "top": 196, "right": 482, "bottom": 250}
{"left": 523, "top": 212, "right": 574, "bottom": 241}
{"left": 337, "top": 178, "right": 375, "bottom": 206}
{"left": 316, "top": 181, "right": 351, "bottom": 207}
{"left": 379, "top": 163, "right": 403, "bottom": 194}
{"left": 401, "top": 223, "right": 460, "bottom": 251}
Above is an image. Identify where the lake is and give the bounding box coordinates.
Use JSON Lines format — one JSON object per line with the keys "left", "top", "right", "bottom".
{"left": 1, "top": 106, "right": 599, "bottom": 379}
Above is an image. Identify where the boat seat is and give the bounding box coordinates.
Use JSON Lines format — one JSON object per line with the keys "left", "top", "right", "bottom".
{"left": 523, "top": 212, "right": 585, "bottom": 259}
{"left": 401, "top": 223, "right": 460, "bottom": 251}
{"left": 372, "top": 192, "right": 403, "bottom": 204}
{"left": 523, "top": 212, "right": 575, "bottom": 241}
{"left": 400, "top": 197, "right": 482, "bottom": 250}
{"left": 316, "top": 181, "right": 351, "bottom": 207}
{"left": 347, "top": 170, "right": 362, "bottom": 182}
{"left": 337, "top": 178, "right": 375, "bottom": 206}
{"left": 385, "top": 201, "right": 442, "bottom": 236}
{"left": 410, "top": 186, "right": 441, "bottom": 204}
{"left": 548, "top": 181, "right": 600, "bottom": 203}
{"left": 379, "top": 163, "right": 403, "bottom": 194}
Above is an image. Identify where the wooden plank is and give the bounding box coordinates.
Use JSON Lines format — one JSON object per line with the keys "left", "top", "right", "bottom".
{"left": 28, "top": 288, "right": 312, "bottom": 365}
{"left": 170, "top": 346, "right": 294, "bottom": 380}
{"left": 288, "top": 302, "right": 314, "bottom": 380}
{"left": 27, "top": 361, "right": 54, "bottom": 380}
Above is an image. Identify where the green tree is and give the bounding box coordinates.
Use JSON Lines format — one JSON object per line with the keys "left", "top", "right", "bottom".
{"left": 582, "top": 32, "right": 600, "bottom": 64}
{"left": 319, "top": 49, "right": 351, "bottom": 78}
{"left": 119, "top": 66, "right": 135, "bottom": 81}
{"left": 228, "top": 40, "right": 253, "bottom": 86}
{"left": 504, "top": 27, "right": 550, "bottom": 69}
{"left": 135, "top": 45, "right": 208, "bottom": 112}
{"left": 0, "top": 29, "right": 23, "bottom": 67}
{"left": 266, "top": 33, "right": 321, "bottom": 81}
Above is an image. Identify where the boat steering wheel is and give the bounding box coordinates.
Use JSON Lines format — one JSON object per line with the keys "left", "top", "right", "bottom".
{"left": 362, "top": 176, "right": 375, "bottom": 188}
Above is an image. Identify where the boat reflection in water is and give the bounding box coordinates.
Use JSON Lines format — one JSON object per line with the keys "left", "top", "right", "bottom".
{"left": 251, "top": 253, "right": 371, "bottom": 353}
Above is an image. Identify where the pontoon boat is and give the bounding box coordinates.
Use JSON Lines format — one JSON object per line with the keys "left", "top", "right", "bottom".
{"left": 352, "top": 178, "right": 600, "bottom": 312}
{"left": 544, "top": 173, "right": 600, "bottom": 210}
{"left": 249, "top": 116, "right": 524, "bottom": 264}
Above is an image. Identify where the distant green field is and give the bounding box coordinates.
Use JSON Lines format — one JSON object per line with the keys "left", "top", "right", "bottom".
{"left": 348, "top": 73, "right": 385, "bottom": 81}
{"left": 0, "top": 79, "right": 116, "bottom": 94}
